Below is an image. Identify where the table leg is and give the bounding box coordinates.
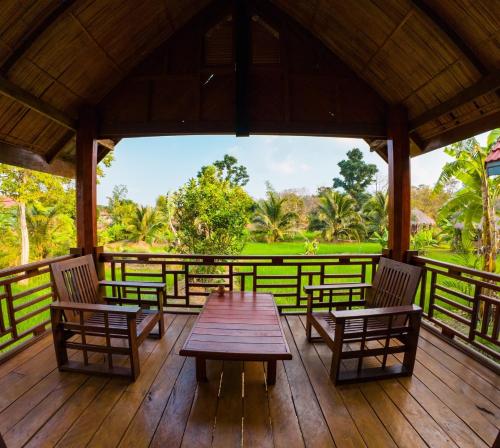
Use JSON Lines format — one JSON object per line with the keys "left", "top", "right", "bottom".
{"left": 196, "top": 357, "right": 207, "bottom": 382}
{"left": 267, "top": 360, "right": 277, "bottom": 385}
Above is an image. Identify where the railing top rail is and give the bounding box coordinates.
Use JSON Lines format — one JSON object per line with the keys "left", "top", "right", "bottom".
{"left": 412, "top": 255, "right": 500, "bottom": 283}
{"left": 0, "top": 254, "right": 75, "bottom": 278}
{"left": 101, "top": 252, "right": 382, "bottom": 261}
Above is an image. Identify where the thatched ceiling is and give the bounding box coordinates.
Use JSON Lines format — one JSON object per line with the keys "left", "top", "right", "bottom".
{"left": 0, "top": 0, "right": 498, "bottom": 177}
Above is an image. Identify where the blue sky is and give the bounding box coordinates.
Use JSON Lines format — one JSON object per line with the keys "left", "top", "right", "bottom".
{"left": 98, "top": 132, "right": 490, "bottom": 206}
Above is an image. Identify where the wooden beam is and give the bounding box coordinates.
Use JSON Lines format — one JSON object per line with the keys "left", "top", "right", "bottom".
{"left": 0, "top": 75, "right": 77, "bottom": 130}
{"left": 234, "top": 0, "right": 250, "bottom": 136}
{"left": 45, "top": 131, "right": 74, "bottom": 163}
{"left": 410, "top": 71, "right": 500, "bottom": 131}
{"left": 0, "top": 142, "right": 74, "bottom": 177}
{"left": 387, "top": 105, "right": 411, "bottom": 262}
{"left": 420, "top": 110, "right": 500, "bottom": 153}
{"left": 76, "top": 108, "right": 98, "bottom": 255}
{"left": 97, "top": 139, "right": 115, "bottom": 151}
{"left": 1, "top": 0, "right": 77, "bottom": 75}
{"left": 411, "top": 0, "right": 488, "bottom": 76}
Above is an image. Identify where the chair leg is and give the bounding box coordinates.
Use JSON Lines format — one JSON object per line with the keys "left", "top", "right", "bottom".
{"left": 306, "top": 315, "right": 312, "bottom": 342}
{"left": 402, "top": 312, "right": 421, "bottom": 375}
{"left": 330, "top": 320, "right": 345, "bottom": 384}
{"left": 50, "top": 308, "right": 68, "bottom": 369}
{"left": 158, "top": 290, "right": 165, "bottom": 338}
{"left": 127, "top": 316, "right": 140, "bottom": 381}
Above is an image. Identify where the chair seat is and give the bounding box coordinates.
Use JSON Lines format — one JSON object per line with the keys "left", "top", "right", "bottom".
{"left": 311, "top": 312, "right": 409, "bottom": 342}
{"left": 84, "top": 309, "right": 157, "bottom": 339}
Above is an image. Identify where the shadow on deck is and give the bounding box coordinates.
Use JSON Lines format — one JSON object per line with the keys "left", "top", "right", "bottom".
{"left": 0, "top": 314, "right": 498, "bottom": 447}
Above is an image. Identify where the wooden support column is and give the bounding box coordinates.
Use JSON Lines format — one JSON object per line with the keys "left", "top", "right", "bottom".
{"left": 76, "top": 107, "right": 98, "bottom": 255}
{"left": 234, "top": 0, "right": 250, "bottom": 137}
{"left": 387, "top": 105, "right": 411, "bottom": 262}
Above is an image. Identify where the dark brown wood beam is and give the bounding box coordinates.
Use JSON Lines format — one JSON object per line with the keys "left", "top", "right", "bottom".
{"left": 420, "top": 110, "right": 500, "bottom": 153}
{"left": 76, "top": 107, "right": 98, "bottom": 255}
{"left": 411, "top": 0, "right": 488, "bottom": 76}
{"left": 410, "top": 71, "right": 500, "bottom": 131}
{"left": 0, "top": 75, "right": 77, "bottom": 130}
{"left": 387, "top": 105, "right": 411, "bottom": 262}
{"left": 1, "top": 0, "right": 77, "bottom": 75}
{"left": 0, "top": 142, "right": 74, "bottom": 177}
{"left": 45, "top": 131, "right": 74, "bottom": 163}
{"left": 234, "top": 0, "right": 250, "bottom": 136}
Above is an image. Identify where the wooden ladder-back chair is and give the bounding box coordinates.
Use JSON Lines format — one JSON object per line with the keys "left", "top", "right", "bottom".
{"left": 50, "top": 255, "right": 165, "bottom": 380}
{"left": 305, "top": 257, "right": 422, "bottom": 384}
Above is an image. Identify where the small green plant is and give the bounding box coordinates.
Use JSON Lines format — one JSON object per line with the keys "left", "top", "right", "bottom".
{"left": 411, "top": 229, "right": 439, "bottom": 254}
{"left": 304, "top": 238, "right": 319, "bottom": 255}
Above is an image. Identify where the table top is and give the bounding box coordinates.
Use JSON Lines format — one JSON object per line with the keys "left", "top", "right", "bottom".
{"left": 179, "top": 291, "right": 292, "bottom": 361}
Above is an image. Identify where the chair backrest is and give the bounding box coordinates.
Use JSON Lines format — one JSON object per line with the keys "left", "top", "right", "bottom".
{"left": 51, "top": 255, "right": 100, "bottom": 306}
{"left": 367, "top": 257, "right": 422, "bottom": 309}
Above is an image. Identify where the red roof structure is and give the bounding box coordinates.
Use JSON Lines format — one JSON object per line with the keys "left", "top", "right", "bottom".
{"left": 485, "top": 140, "right": 500, "bottom": 163}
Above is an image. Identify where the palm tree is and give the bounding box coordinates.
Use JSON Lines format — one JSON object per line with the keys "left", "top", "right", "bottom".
{"left": 363, "top": 191, "right": 388, "bottom": 236}
{"left": 317, "top": 190, "right": 365, "bottom": 242}
{"left": 127, "top": 205, "right": 161, "bottom": 244}
{"left": 253, "top": 191, "right": 297, "bottom": 243}
{"left": 436, "top": 129, "right": 500, "bottom": 272}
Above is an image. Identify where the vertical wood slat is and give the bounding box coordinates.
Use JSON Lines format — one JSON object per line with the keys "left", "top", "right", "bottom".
{"left": 5, "top": 284, "right": 17, "bottom": 338}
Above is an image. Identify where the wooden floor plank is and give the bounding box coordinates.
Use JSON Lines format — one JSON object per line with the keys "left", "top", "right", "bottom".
{"left": 149, "top": 357, "right": 197, "bottom": 448}
{"left": 0, "top": 337, "right": 53, "bottom": 380}
{"left": 287, "top": 316, "right": 365, "bottom": 448}
{"left": 358, "top": 382, "right": 427, "bottom": 448}
{"left": 281, "top": 318, "right": 335, "bottom": 448}
{"left": 379, "top": 379, "right": 459, "bottom": 448}
{"left": 417, "top": 335, "right": 500, "bottom": 403}
{"left": 267, "top": 359, "right": 305, "bottom": 448}
{"left": 419, "top": 329, "right": 499, "bottom": 389}
{"left": 180, "top": 360, "right": 223, "bottom": 448}
{"left": 56, "top": 337, "right": 159, "bottom": 448}
{"left": 118, "top": 318, "right": 195, "bottom": 448}
{"left": 0, "top": 315, "right": 498, "bottom": 448}
{"left": 23, "top": 376, "right": 109, "bottom": 448}
{"left": 86, "top": 315, "right": 189, "bottom": 448}
{"left": 211, "top": 361, "right": 243, "bottom": 448}
{"left": 398, "top": 375, "right": 490, "bottom": 448}
{"left": 243, "top": 361, "right": 273, "bottom": 448}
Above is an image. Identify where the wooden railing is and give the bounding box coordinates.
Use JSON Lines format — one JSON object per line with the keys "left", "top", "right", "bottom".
{"left": 1, "top": 251, "right": 498, "bottom": 366}
{"left": 99, "top": 252, "right": 381, "bottom": 313}
{"left": 0, "top": 255, "right": 75, "bottom": 358}
{"left": 411, "top": 256, "right": 500, "bottom": 362}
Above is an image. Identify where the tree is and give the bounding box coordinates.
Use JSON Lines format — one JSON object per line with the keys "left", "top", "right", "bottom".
{"left": 127, "top": 205, "right": 162, "bottom": 244}
{"left": 102, "top": 185, "right": 137, "bottom": 243}
{"left": 317, "top": 190, "right": 365, "bottom": 242}
{"left": 253, "top": 190, "right": 298, "bottom": 243}
{"left": 156, "top": 193, "right": 178, "bottom": 246}
{"left": 0, "top": 166, "right": 74, "bottom": 265}
{"left": 435, "top": 129, "right": 500, "bottom": 272}
{"left": 174, "top": 165, "right": 253, "bottom": 254}
{"left": 199, "top": 154, "right": 249, "bottom": 186}
{"left": 333, "top": 148, "right": 378, "bottom": 207}
{"left": 411, "top": 184, "right": 452, "bottom": 221}
{"left": 363, "top": 191, "right": 388, "bottom": 236}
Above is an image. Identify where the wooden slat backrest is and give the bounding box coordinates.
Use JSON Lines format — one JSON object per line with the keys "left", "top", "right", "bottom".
{"left": 367, "top": 258, "right": 422, "bottom": 309}
{"left": 51, "top": 255, "right": 101, "bottom": 322}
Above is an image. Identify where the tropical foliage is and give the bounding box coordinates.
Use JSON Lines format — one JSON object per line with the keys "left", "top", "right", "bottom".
{"left": 316, "top": 190, "right": 364, "bottom": 242}
{"left": 253, "top": 190, "right": 298, "bottom": 243}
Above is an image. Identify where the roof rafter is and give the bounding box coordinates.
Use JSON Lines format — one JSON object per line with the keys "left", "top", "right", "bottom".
{"left": 411, "top": 0, "right": 488, "bottom": 76}
{"left": 0, "top": 75, "right": 77, "bottom": 130}
{"left": 0, "top": 142, "right": 74, "bottom": 177}
{"left": 409, "top": 70, "right": 500, "bottom": 131}
{"left": 1, "top": 0, "right": 77, "bottom": 75}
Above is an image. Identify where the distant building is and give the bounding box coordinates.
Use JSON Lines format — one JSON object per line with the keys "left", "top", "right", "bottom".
{"left": 0, "top": 197, "right": 17, "bottom": 208}
{"left": 411, "top": 209, "right": 435, "bottom": 233}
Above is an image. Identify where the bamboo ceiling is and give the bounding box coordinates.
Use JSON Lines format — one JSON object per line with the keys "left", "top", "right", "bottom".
{"left": 0, "top": 0, "right": 498, "bottom": 177}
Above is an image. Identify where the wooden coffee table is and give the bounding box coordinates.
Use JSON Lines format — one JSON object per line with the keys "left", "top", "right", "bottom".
{"left": 179, "top": 291, "right": 292, "bottom": 385}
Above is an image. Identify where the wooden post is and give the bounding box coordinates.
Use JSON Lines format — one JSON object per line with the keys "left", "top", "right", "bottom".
{"left": 76, "top": 107, "right": 98, "bottom": 255}
{"left": 234, "top": 0, "right": 250, "bottom": 137}
{"left": 387, "top": 105, "right": 411, "bottom": 262}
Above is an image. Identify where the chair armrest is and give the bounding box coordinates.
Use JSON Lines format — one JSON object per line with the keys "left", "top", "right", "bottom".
{"left": 303, "top": 283, "right": 371, "bottom": 293}
{"left": 99, "top": 280, "right": 166, "bottom": 290}
{"left": 50, "top": 300, "right": 140, "bottom": 315}
{"left": 331, "top": 304, "right": 421, "bottom": 321}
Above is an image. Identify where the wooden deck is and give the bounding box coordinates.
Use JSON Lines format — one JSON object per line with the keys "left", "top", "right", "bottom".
{"left": 0, "top": 314, "right": 498, "bottom": 448}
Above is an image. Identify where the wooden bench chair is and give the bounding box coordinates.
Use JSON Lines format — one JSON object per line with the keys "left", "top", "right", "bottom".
{"left": 305, "top": 257, "right": 422, "bottom": 384}
{"left": 50, "top": 255, "right": 165, "bottom": 380}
